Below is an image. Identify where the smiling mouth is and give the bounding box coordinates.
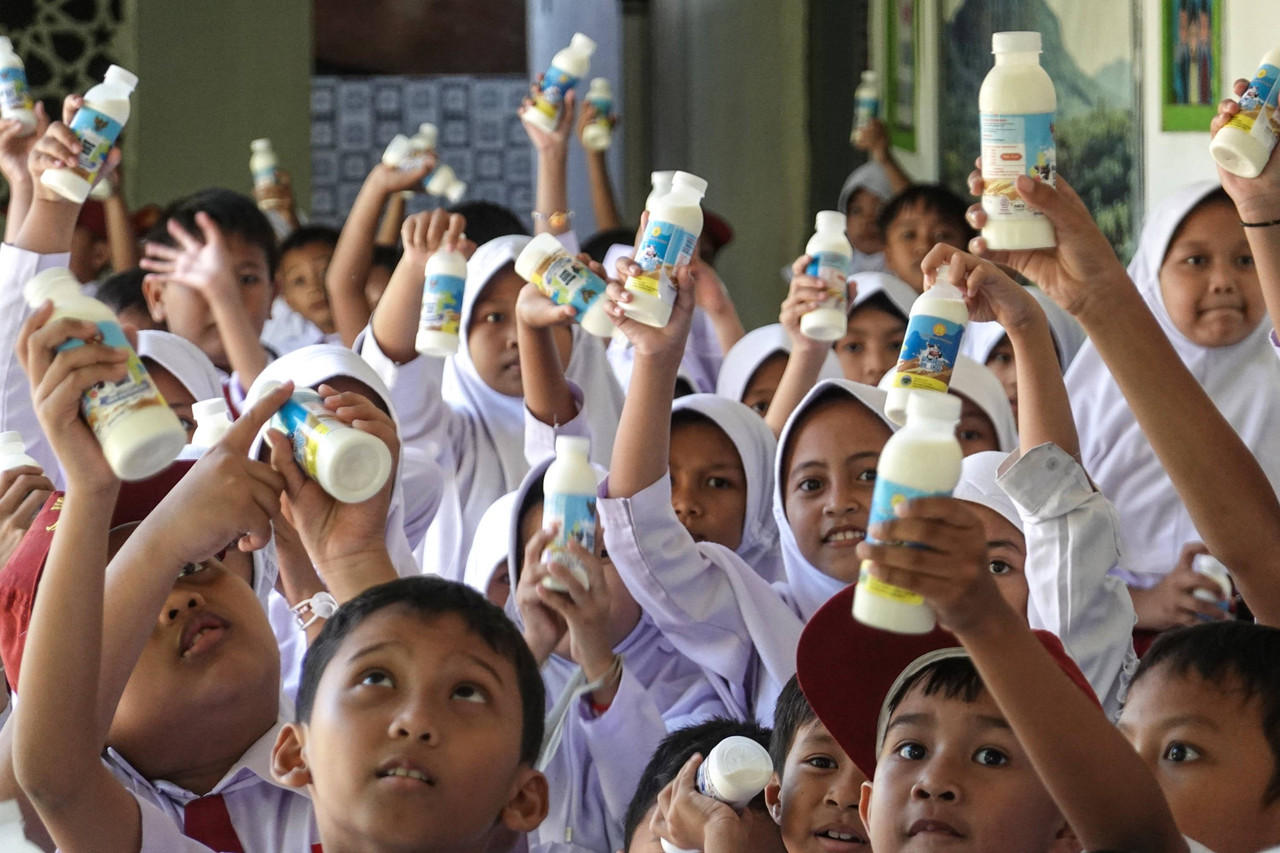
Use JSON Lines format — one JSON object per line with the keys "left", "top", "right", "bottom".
{"left": 376, "top": 759, "right": 436, "bottom": 787}
{"left": 822, "top": 528, "right": 866, "bottom": 546}
{"left": 815, "top": 828, "right": 867, "bottom": 845}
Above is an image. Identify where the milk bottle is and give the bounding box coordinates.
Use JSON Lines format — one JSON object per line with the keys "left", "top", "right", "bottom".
{"left": 800, "top": 211, "right": 854, "bottom": 341}
{"left": 884, "top": 264, "right": 968, "bottom": 425}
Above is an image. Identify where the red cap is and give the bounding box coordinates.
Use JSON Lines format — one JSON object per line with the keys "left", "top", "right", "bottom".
{"left": 702, "top": 210, "right": 734, "bottom": 250}
{"left": 76, "top": 200, "right": 108, "bottom": 241}
{"left": 796, "top": 584, "right": 1101, "bottom": 778}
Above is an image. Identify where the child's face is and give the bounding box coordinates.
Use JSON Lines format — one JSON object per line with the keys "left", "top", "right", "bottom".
{"left": 883, "top": 204, "right": 969, "bottom": 293}
{"left": 963, "top": 503, "right": 1027, "bottom": 618}
{"left": 1158, "top": 200, "right": 1265, "bottom": 349}
{"left": 862, "top": 684, "right": 1066, "bottom": 853}
{"left": 468, "top": 267, "right": 572, "bottom": 398}
{"left": 955, "top": 396, "right": 999, "bottom": 457}
{"left": 982, "top": 338, "right": 1017, "bottom": 421}
{"left": 836, "top": 305, "right": 906, "bottom": 386}
{"left": 783, "top": 398, "right": 893, "bottom": 582}
{"left": 742, "top": 352, "right": 789, "bottom": 416}
{"left": 279, "top": 608, "right": 546, "bottom": 852}
{"left": 670, "top": 418, "right": 748, "bottom": 551}
{"left": 1119, "top": 664, "right": 1280, "bottom": 853}
{"left": 846, "top": 189, "right": 886, "bottom": 256}
{"left": 278, "top": 242, "right": 335, "bottom": 334}
{"left": 145, "top": 362, "right": 198, "bottom": 441}
{"left": 764, "top": 718, "right": 870, "bottom": 852}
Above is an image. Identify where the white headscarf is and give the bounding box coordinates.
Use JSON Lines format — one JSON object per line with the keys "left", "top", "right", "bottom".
{"left": 961, "top": 287, "right": 1088, "bottom": 371}
{"left": 715, "top": 324, "right": 842, "bottom": 404}
{"left": 953, "top": 451, "right": 1023, "bottom": 534}
{"left": 837, "top": 161, "right": 894, "bottom": 213}
{"left": 1066, "top": 181, "right": 1280, "bottom": 585}
{"left": 773, "top": 379, "right": 897, "bottom": 619}
{"left": 877, "top": 355, "right": 1018, "bottom": 453}
{"left": 850, "top": 271, "right": 917, "bottom": 318}
{"left": 136, "top": 330, "right": 223, "bottom": 402}
{"left": 463, "top": 491, "right": 517, "bottom": 596}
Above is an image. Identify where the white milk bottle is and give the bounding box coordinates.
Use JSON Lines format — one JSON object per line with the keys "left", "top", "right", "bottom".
{"left": 515, "top": 233, "right": 614, "bottom": 337}
{"left": 659, "top": 736, "right": 774, "bottom": 853}
{"left": 0, "top": 37, "right": 35, "bottom": 133}
{"left": 41, "top": 65, "right": 137, "bottom": 204}
{"left": 412, "top": 122, "right": 439, "bottom": 157}
{"left": 624, "top": 171, "right": 706, "bottom": 328}
{"left": 1191, "top": 553, "right": 1233, "bottom": 610}
{"left": 581, "top": 78, "right": 615, "bottom": 151}
{"left": 854, "top": 391, "right": 963, "bottom": 634}
{"left": 257, "top": 382, "right": 392, "bottom": 503}
{"left": 884, "top": 264, "right": 968, "bottom": 425}
{"left": 0, "top": 431, "right": 38, "bottom": 473}
{"left": 979, "top": 32, "right": 1057, "bottom": 250}
{"left": 523, "top": 33, "right": 596, "bottom": 134}
{"left": 541, "top": 436, "right": 597, "bottom": 591}
{"left": 646, "top": 171, "right": 675, "bottom": 212}
{"left": 425, "top": 163, "right": 467, "bottom": 204}
{"left": 190, "top": 398, "right": 232, "bottom": 448}
{"left": 851, "top": 69, "right": 879, "bottom": 143}
{"left": 249, "top": 138, "right": 280, "bottom": 191}
{"left": 800, "top": 211, "right": 854, "bottom": 341}
{"left": 1210, "top": 46, "right": 1280, "bottom": 178}
{"left": 382, "top": 133, "right": 416, "bottom": 168}
{"left": 416, "top": 247, "right": 468, "bottom": 356}
{"left": 23, "top": 268, "right": 184, "bottom": 480}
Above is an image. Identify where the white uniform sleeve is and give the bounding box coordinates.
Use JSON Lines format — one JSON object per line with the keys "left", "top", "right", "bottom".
{"left": 575, "top": 666, "right": 666, "bottom": 829}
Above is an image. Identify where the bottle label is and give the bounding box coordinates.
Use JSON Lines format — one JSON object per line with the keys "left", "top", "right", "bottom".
{"left": 892, "top": 314, "right": 964, "bottom": 392}
{"left": 419, "top": 272, "right": 465, "bottom": 337}
{"left": 0, "top": 67, "right": 33, "bottom": 113}
{"left": 57, "top": 321, "right": 166, "bottom": 442}
{"left": 629, "top": 219, "right": 698, "bottom": 303}
{"left": 805, "top": 251, "right": 852, "bottom": 314}
{"left": 588, "top": 95, "right": 613, "bottom": 118}
{"left": 855, "top": 95, "right": 878, "bottom": 127}
{"left": 271, "top": 388, "right": 338, "bottom": 480}
{"left": 67, "top": 106, "right": 124, "bottom": 183}
{"left": 533, "top": 67, "right": 578, "bottom": 121}
{"left": 862, "top": 477, "right": 953, "bottom": 608}
{"left": 543, "top": 491, "right": 597, "bottom": 582}
{"left": 531, "top": 254, "right": 606, "bottom": 321}
{"left": 980, "top": 111, "right": 1056, "bottom": 221}
{"left": 1225, "top": 64, "right": 1280, "bottom": 147}
{"left": 252, "top": 165, "right": 278, "bottom": 189}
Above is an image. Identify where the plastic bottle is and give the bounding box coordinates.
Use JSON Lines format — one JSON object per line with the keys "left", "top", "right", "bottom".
{"left": 658, "top": 736, "right": 774, "bottom": 853}
{"left": 0, "top": 37, "right": 36, "bottom": 133}
{"left": 645, "top": 171, "right": 676, "bottom": 212}
{"left": 257, "top": 382, "right": 392, "bottom": 503}
{"left": 850, "top": 69, "right": 879, "bottom": 144}
{"left": 190, "top": 398, "right": 232, "bottom": 448}
{"left": 425, "top": 163, "right": 467, "bottom": 204}
{"left": 854, "top": 391, "right": 963, "bottom": 634}
{"left": 515, "top": 233, "right": 614, "bottom": 337}
{"left": 884, "top": 264, "right": 968, "bottom": 425}
{"left": 249, "top": 138, "right": 280, "bottom": 191}
{"left": 541, "top": 436, "right": 597, "bottom": 592}
{"left": 624, "top": 171, "right": 707, "bottom": 328}
{"left": 800, "top": 211, "right": 854, "bottom": 341}
{"left": 1191, "top": 553, "right": 1233, "bottom": 610}
{"left": 40, "top": 65, "right": 137, "bottom": 204}
{"left": 1209, "top": 46, "right": 1280, "bottom": 178}
{"left": 0, "top": 431, "right": 38, "bottom": 473}
{"left": 382, "top": 133, "right": 415, "bottom": 168}
{"left": 523, "top": 33, "right": 596, "bottom": 134}
{"left": 411, "top": 122, "right": 439, "bottom": 156}
{"left": 979, "top": 32, "right": 1057, "bottom": 250}
{"left": 416, "top": 247, "right": 469, "bottom": 356}
{"left": 581, "top": 78, "right": 614, "bottom": 152}
{"left": 23, "top": 268, "right": 184, "bottom": 481}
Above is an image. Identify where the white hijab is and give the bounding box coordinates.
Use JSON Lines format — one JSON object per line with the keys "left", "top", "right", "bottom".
{"left": 462, "top": 491, "right": 517, "bottom": 596}
{"left": 1066, "top": 181, "right": 1280, "bottom": 585}
{"left": 953, "top": 451, "right": 1024, "bottom": 535}
{"left": 961, "top": 286, "right": 1088, "bottom": 371}
{"left": 136, "top": 330, "right": 223, "bottom": 402}
{"left": 715, "top": 324, "right": 842, "bottom": 404}
{"left": 837, "top": 161, "right": 893, "bottom": 213}
{"left": 850, "top": 271, "right": 918, "bottom": 318}
{"left": 877, "top": 355, "right": 1018, "bottom": 453}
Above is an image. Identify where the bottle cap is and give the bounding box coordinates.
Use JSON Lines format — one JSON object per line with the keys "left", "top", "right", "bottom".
{"left": 415, "top": 123, "right": 439, "bottom": 151}
{"left": 587, "top": 77, "right": 611, "bottom": 97}
{"left": 861, "top": 69, "right": 877, "bottom": 83}
{"left": 22, "top": 268, "right": 80, "bottom": 309}
{"left": 650, "top": 170, "right": 675, "bottom": 189}
{"left": 193, "top": 397, "right": 230, "bottom": 423}
{"left": 555, "top": 435, "right": 591, "bottom": 459}
{"left": 672, "top": 171, "right": 708, "bottom": 198}
{"left": 570, "top": 33, "right": 597, "bottom": 56}
{"left": 815, "top": 210, "right": 845, "bottom": 232}
{"left": 444, "top": 179, "right": 467, "bottom": 204}
{"left": 103, "top": 64, "right": 139, "bottom": 91}
{"left": 0, "top": 431, "right": 22, "bottom": 450}
{"left": 250, "top": 138, "right": 272, "bottom": 152}
{"left": 515, "top": 232, "right": 565, "bottom": 282}
{"left": 0, "top": 37, "right": 13, "bottom": 53}
{"left": 992, "top": 31, "right": 1042, "bottom": 54}
{"left": 707, "top": 736, "right": 773, "bottom": 801}
{"left": 906, "top": 389, "right": 962, "bottom": 424}
{"left": 933, "top": 263, "right": 952, "bottom": 287}
{"left": 382, "top": 134, "right": 414, "bottom": 167}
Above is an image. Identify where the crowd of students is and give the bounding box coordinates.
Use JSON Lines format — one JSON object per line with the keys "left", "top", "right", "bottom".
{"left": 0, "top": 55, "right": 1276, "bottom": 853}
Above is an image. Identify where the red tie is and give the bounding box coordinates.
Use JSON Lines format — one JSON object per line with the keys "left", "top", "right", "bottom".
{"left": 183, "top": 794, "right": 247, "bottom": 853}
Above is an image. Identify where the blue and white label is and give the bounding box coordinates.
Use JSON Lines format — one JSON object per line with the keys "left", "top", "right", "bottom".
{"left": 67, "top": 106, "right": 123, "bottom": 183}
{"left": 271, "top": 388, "right": 339, "bottom": 481}
{"left": 588, "top": 94, "right": 613, "bottom": 118}
{"left": 533, "top": 66, "right": 579, "bottom": 121}
{"left": 419, "top": 273, "right": 465, "bottom": 337}
{"left": 1227, "top": 63, "right": 1280, "bottom": 146}
{"left": 530, "top": 254, "right": 606, "bottom": 324}
{"left": 806, "top": 251, "right": 852, "bottom": 313}
{"left": 630, "top": 219, "right": 698, "bottom": 305}
{"left": 892, "top": 314, "right": 964, "bottom": 393}
{"left": 58, "top": 321, "right": 163, "bottom": 439}
{"left": 860, "top": 477, "right": 952, "bottom": 606}
{"left": 855, "top": 94, "right": 879, "bottom": 127}
{"left": 980, "top": 111, "right": 1056, "bottom": 221}
{"left": 0, "top": 67, "right": 32, "bottom": 113}
{"left": 544, "top": 492, "right": 597, "bottom": 588}
{"left": 251, "top": 165, "right": 278, "bottom": 188}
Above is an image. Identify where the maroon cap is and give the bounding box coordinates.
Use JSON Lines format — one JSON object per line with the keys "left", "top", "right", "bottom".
{"left": 76, "top": 200, "right": 108, "bottom": 241}
{"left": 702, "top": 210, "right": 734, "bottom": 250}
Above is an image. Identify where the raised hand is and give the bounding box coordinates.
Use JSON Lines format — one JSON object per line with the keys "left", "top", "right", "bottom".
{"left": 401, "top": 208, "right": 472, "bottom": 267}
{"left": 780, "top": 254, "right": 842, "bottom": 353}
{"left": 920, "top": 243, "right": 1043, "bottom": 332}
{"left": 520, "top": 75, "right": 577, "bottom": 155}
{"left": 1212, "top": 78, "right": 1280, "bottom": 223}
{"left": 515, "top": 526, "right": 568, "bottom": 665}
{"left": 140, "top": 211, "right": 240, "bottom": 301}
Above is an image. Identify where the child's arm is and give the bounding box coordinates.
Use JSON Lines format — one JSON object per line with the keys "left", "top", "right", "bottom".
{"left": 764, "top": 256, "right": 840, "bottom": 436}
{"left": 854, "top": 119, "right": 912, "bottom": 195}
{"left": 689, "top": 253, "right": 745, "bottom": 357}
{"left": 327, "top": 158, "right": 435, "bottom": 347}
{"left": 521, "top": 81, "right": 576, "bottom": 237}
{"left": 0, "top": 103, "right": 48, "bottom": 243}
{"left": 376, "top": 191, "right": 407, "bottom": 247}
{"left": 368, "top": 209, "right": 464, "bottom": 364}
{"left": 861, "top": 499, "right": 1187, "bottom": 853}
{"left": 516, "top": 281, "right": 580, "bottom": 429}
{"left": 101, "top": 171, "right": 138, "bottom": 273}
{"left": 576, "top": 103, "right": 623, "bottom": 231}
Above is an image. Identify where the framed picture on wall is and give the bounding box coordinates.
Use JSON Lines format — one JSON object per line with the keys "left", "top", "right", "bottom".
{"left": 886, "top": 0, "right": 918, "bottom": 151}
{"left": 1161, "top": 0, "right": 1221, "bottom": 131}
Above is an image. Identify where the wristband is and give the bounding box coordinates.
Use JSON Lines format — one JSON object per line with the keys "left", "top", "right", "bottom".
{"left": 532, "top": 210, "right": 574, "bottom": 230}
{"left": 1241, "top": 217, "right": 1280, "bottom": 228}
{"left": 292, "top": 591, "right": 338, "bottom": 630}
{"left": 583, "top": 653, "right": 623, "bottom": 706}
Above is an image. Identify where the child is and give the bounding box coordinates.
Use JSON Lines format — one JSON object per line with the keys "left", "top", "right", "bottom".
{"left": 882, "top": 354, "right": 1017, "bottom": 457}
{"left": 715, "top": 324, "right": 841, "bottom": 417}
{"left": 836, "top": 161, "right": 894, "bottom": 274}
{"left": 263, "top": 224, "right": 342, "bottom": 352}
{"left": 96, "top": 267, "right": 162, "bottom": 332}
{"left": 833, "top": 271, "right": 916, "bottom": 386}
{"left": 135, "top": 330, "right": 224, "bottom": 441}
{"left": 878, "top": 184, "right": 974, "bottom": 292}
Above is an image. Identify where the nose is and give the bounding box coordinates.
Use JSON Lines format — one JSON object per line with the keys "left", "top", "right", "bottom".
{"left": 1208, "top": 260, "right": 1238, "bottom": 294}
{"left": 912, "top": 759, "right": 961, "bottom": 803}
{"left": 671, "top": 481, "right": 702, "bottom": 522}
{"left": 865, "top": 347, "right": 896, "bottom": 385}
{"left": 389, "top": 693, "right": 437, "bottom": 743}
{"left": 162, "top": 589, "right": 207, "bottom": 624}
{"left": 823, "top": 475, "right": 863, "bottom": 517}
{"left": 824, "top": 768, "right": 864, "bottom": 811}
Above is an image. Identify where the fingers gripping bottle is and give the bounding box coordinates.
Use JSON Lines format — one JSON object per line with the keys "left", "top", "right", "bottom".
{"left": 1209, "top": 46, "right": 1280, "bottom": 178}
{"left": 190, "top": 398, "right": 232, "bottom": 448}
{"left": 581, "top": 78, "right": 615, "bottom": 152}
{"left": 624, "top": 171, "right": 707, "bottom": 328}
{"left": 884, "top": 264, "right": 968, "bottom": 425}
{"left": 658, "top": 736, "right": 774, "bottom": 853}
{"left": 0, "top": 431, "right": 39, "bottom": 473}
{"left": 23, "top": 269, "right": 185, "bottom": 481}
{"left": 41, "top": 65, "right": 137, "bottom": 204}
{"left": 0, "top": 37, "right": 36, "bottom": 133}
{"left": 249, "top": 139, "right": 280, "bottom": 191}
{"left": 416, "top": 247, "right": 468, "bottom": 357}
{"left": 523, "top": 33, "right": 596, "bottom": 135}
{"left": 850, "top": 69, "right": 879, "bottom": 144}
{"left": 854, "top": 391, "right": 963, "bottom": 634}
{"left": 541, "top": 436, "right": 597, "bottom": 592}
{"left": 515, "top": 233, "right": 614, "bottom": 337}
{"left": 800, "top": 211, "right": 854, "bottom": 341}
{"left": 979, "top": 32, "right": 1057, "bottom": 250}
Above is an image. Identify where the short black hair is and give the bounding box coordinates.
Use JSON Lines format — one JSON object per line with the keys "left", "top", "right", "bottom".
{"left": 877, "top": 184, "right": 974, "bottom": 244}
{"left": 581, "top": 227, "right": 636, "bottom": 265}
{"left": 1134, "top": 621, "right": 1280, "bottom": 803}
{"left": 624, "top": 717, "right": 773, "bottom": 849}
{"left": 446, "top": 200, "right": 528, "bottom": 246}
{"left": 296, "top": 576, "right": 545, "bottom": 766}
{"left": 148, "top": 188, "right": 280, "bottom": 276}
{"left": 771, "top": 674, "right": 818, "bottom": 774}
{"left": 886, "top": 655, "right": 986, "bottom": 720}
{"left": 96, "top": 267, "right": 148, "bottom": 316}
{"left": 278, "top": 224, "right": 340, "bottom": 261}
{"left": 371, "top": 244, "right": 402, "bottom": 272}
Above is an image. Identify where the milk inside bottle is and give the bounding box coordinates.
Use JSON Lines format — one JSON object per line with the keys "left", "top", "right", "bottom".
{"left": 523, "top": 33, "right": 596, "bottom": 134}
{"left": 1209, "top": 46, "right": 1280, "bottom": 178}
{"left": 624, "top": 171, "right": 706, "bottom": 328}
{"left": 884, "top": 264, "right": 968, "bottom": 425}
{"left": 515, "top": 233, "right": 614, "bottom": 337}
{"left": 800, "top": 211, "right": 854, "bottom": 341}
{"left": 659, "top": 736, "right": 774, "bottom": 853}
{"left": 581, "top": 78, "right": 614, "bottom": 151}
{"left": 0, "top": 37, "right": 35, "bottom": 133}
{"left": 40, "top": 65, "right": 137, "bottom": 204}
{"left": 249, "top": 138, "right": 280, "bottom": 190}
{"left": 416, "top": 247, "right": 468, "bottom": 357}
{"left": 541, "top": 436, "right": 597, "bottom": 591}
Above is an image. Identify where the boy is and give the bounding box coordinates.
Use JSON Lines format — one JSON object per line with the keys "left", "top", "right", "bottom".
{"left": 877, "top": 185, "right": 973, "bottom": 292}
{"left": 264, "top": 224, "right": 341, "bottom": 351}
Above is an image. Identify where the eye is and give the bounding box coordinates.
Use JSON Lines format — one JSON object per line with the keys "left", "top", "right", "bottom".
{"left": 707, "top": 476, "right": 731, "bottom": 489}
{"left": 888, "top": 338, "right": 904, "bottom": 352}
{"left": 452, "top": 683, "right": 489, "bottom": 704}
{"left": 804, "top": 755, "right": 838, "bottom": 770}
{"left": 239, "top": 273, "right": 262, "bottom": 286}
{"left": 360, "top": 670, "right": 394, "bottom": 688}
{"left": 895, "top": 742, "right": 926, "bottom": 761}
{"left": 973, "top": 747, "right": 1008, "bottom": 767}
{"left": 178, "top": 562, "right": 207, "bottom": 577}
{"left": 485, "top": 312, "right": 506, "bottom": 323}
{"left": 842, "top": 341, "right": 864, "bottom": 354}
{"left": 796, "top": 476, "right": 824, "bottom": 493}
{"left": 897, "top": 229, "right": 916, "bottom": 242}
{"left": 958, "top": 429, "right": 982, "bottom": 442}
{"left": 988, "top": 352, "right": 1013, "bottom": 366}
{"left": 856, "top": 467, "right": 877, "bottom": 483}
{"left": 178, "top": 416, "right": 196, "bottom": 432}
{"left": 989, "top": 560, "right": 1013, "bottom": 576}
{"left": 1237, "top": 254, "right": 1256, "bottom": 269}
{"left": 1162, "top": 742, "right": 1202, "bottom": 763}
{"left": 749, "top": 400, "right": 769, "bottom": 415}
{"left": 1184, "top": 254, "right": 1209, "bottom": 267}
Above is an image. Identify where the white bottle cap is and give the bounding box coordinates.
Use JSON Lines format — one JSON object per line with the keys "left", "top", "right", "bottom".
{"left": 23, "top": 267, "right": 80, "bottom": 308}
{"left": 193, "top": 397, "right": 229, "bottom": 423}
{"left": 587, "top": 77, "right": 611, "bottom": 97}
{"left": 415, "top": 123, "right": 439, "bottom": 150}
{"left": 555, "top": 435, "right": 591, "bottom": 459}
{"left": 861, "top": 69, "right": 877, "bottom": 84}
{"left": 992, "top": 31, "right": 1041, "bottom": 54}
{"left": 570, "top": 33, "right": 597, "bottom": 56}
{"left": 515, "top": 232, "right": 565, "bottom": 282}
{"left": 672, "top": 171, "right": 708, "bottom": 198}
{"left": 0, "top": 431, "right": 23, "bottom": 451}
{"left": 933, "top": 263, "right": 952, "bottom": 287}
{"left": 103, "top": 64, "right": 139, "bottom": 91}
{"left": 250, "top": 138, "right": 272, "bottom": 152}
{"left": 705, "top": 736, "right": 773, "bottom": 803}
{"left": 0, "top": 37, "right": 13, "bottom": 53}
{"left": 906, "top": 389, "right": 962, "bottom": 423}
{"left": 444, "top": 179, "right": 467, "bottom": 204}
{"left": 651, "top": 170, "right": 675, "bottom": 189}
{"left": 815, "top": 210, "right": 845, "bottom": 232}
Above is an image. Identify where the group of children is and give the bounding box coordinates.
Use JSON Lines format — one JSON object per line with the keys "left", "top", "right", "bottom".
{"left": 0, "top": 57, "right": 1277, "bottom": 853}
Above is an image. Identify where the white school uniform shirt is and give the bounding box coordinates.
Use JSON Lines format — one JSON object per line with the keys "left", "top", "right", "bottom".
{"left": 877, "top": 354, "right": 1019, "bottom": 453}
{"left": 960, "top": 285, "right": 1088, "bottom": 371}
{"left": 260, "top": 295, "right": 332, "bottom": 356}
{"left": 606, "top": 304, "right": 722, "bottom": 395}
{"left": 715, "top": 324, "right": 842, "bottom": 405}
{"left": 1065, "top": 181, "right": 1280, "bottom": 587}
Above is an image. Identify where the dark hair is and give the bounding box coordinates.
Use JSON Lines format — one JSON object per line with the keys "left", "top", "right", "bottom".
{"left": 581, "top": 227, "right": 636, "bottom": 265}
{"left": 371, "top": 244, "right": 402, "bottom": 272}
{"left": 624, "top": 717, "right": 773, "bottom": 849}
{"left": 447, "top": 200, "right": 528, "bottom": 246}
{"left": 770, "top": 674, "right": 818, "bottom": 774}
{"left": 886, "top": 656, "right": 986, "bottom": 721}
{"left": 877, "top": 184, "right": 974, "bottom": 244}
{"left": 148, "top": 188, "right": 280, "bottom": 276}
{"left": 849, "top": 290, "right": 909, "bottom": 322}
{"left": 278, "top": 225, "right": 340, "bottom": 261}
{"left": 1134, "top": 621, "right": 1280, "bottom": 803}
{"left": 96, "top": 267, "right": 148, "bottom": 316}
{"left": 296, "top": 576, "right": 545, "bottom": 766}
{"left": 513, "top": 480, "right": 546, "bottom": 584}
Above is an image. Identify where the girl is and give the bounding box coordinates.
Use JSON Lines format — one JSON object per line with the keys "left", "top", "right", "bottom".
{"left": 833, "top": 270, "right": 916, "bottom": 385}
{"left": 715, "top": 323, "right": 841, "bottom": 416}
{"left": 836, "top": 160, "right": 894, "bottom": 273}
